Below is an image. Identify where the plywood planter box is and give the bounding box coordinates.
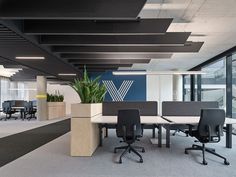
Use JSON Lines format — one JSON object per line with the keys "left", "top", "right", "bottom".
{"left": 47, "top": 102, "right": 66, "bottom": 120}
{"left": 70, "top": 103, "right": 102, "bottom": 157}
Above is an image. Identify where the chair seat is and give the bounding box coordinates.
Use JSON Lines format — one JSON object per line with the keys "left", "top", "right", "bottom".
{"left": 189, "top": 129, "right": 210, "bottom": 143}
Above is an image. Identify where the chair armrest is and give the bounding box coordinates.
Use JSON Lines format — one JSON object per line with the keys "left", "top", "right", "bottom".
{"left": 215, "top": 125, "right": 222, "bottom": 142}
{"left": 122, "top": 125, "right": 126, "bottom": 141}
{"left": 205, "top": 125, "right": 212, "bottom": 141}
{"left": 186, "top": 124, "right": 195, "bottom": 135}
{"left": 132, "top": 124, "right": 137, "bottom": 141}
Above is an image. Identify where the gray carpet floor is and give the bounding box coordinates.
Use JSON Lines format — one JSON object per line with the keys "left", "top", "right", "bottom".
{"left": 0, "top": 129, "right": 235, "bottom": 177}
{"left": 0, "top": 119, "right": 70, "bottom": 167}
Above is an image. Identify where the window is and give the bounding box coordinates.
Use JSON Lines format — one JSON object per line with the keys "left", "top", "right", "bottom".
{"left": 0, "top": 77, "right": 28, "bottom": 108}
{"left": 201, "top": 58, "right": 226, "bottom": 109}
{"left": 183, "top": 75, "right": 191, "bottom": 101}
{"left": 232, "top": 53, "right": 236, "bottom": 117}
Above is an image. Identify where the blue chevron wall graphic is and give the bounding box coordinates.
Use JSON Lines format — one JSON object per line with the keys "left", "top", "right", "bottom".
{"left": 91, "top": 71, "right": 146, "bottom": 101}
{"left": 102, "top": 80, "right": 134, "bottom": 101}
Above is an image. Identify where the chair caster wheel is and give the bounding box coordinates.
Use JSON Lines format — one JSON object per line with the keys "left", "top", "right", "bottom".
{"left": 184, "top": 150, "right": 188, "bottom": 154}
{"left": 142, "top": 149, "right": 145, "bottom": 153}
{"left": 119, "top": 159, "right": 122, "bottom": 164}
{"left": 224, "top": 160, "right": 230, "bottom": 165}
{"left": 202, "top": 161, "right": 208, "bottom": 165}
{"left": 139, "top": 159, "right": 143, "bottom": 163}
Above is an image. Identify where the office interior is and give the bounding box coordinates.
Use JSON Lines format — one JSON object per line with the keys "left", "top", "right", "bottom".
{"left": 0, "top": 0, "right": 236, "bottom": 177}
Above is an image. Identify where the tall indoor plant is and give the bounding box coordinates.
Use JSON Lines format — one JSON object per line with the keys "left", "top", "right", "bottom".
{"left": 70, "top": 67, "right": 107, "bottom": 156}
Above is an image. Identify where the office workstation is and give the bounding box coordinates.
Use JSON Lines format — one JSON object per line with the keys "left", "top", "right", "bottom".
{"left": 1, "top": 0, "right": 236, "bottom": 177}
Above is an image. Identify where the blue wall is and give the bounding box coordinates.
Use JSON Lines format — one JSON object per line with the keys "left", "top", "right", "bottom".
{"left": 91, "top": 71, "right": 146, "bottom": 101}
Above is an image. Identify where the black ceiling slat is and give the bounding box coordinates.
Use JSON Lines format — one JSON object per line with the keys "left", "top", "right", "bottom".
{"left": 24, "top": 19, "right": 172, "bottom": 35}
{"left": 0, "top": 36, "right": 23, "bottom": 39}
{"left": 74, "top": 64, "right": 133, "bottom": 68}
{"left": 51, "top": 42, "right": 203, "bottom": 53}
{"left": 61, "top": 53, "right": 172, "bottom": 59}
{"left": 68, "top": 59, "right": 150, "bottom": 64}
{"left": 40, "top": 33, "right": 191, "bottom": 46}
{"left": 77, "top": 66, "right": 119, "bottom": 69}
{"left": 85, "top": 69, "right": 118, "bottom": 72}
{"left": 0, "top": 41, "right": 29, "bottom": 44}
{"left": 0, "top": 34, "right": 21, "bottom": 37}
{"left": 0, "top": 0, "right": 146, "bottom": 19}
{"left": 0, "top": 20, "right": 81, "bottom": 80}
{"left": 0, "top": 32, "right": 16, "bottom": 35}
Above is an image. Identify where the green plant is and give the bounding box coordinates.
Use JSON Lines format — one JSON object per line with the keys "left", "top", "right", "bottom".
{"left": 71, "top": 67, "right": 106, "bottom": 103}
{"left": 47, "top": 91, "right": 64, "bottom": 102}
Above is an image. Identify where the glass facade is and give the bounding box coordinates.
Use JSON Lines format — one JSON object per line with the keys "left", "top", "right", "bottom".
{"left": 0, "top": 77, "right": 29, "bottom": 108}
{"left": 183, "top": 75, "right": 190, "bottom": 101}
{"left": 201, "top": 58, "right": 226, "bottom": 109}
{"left": 232, "top": 53, "right": 236, "bottom": 117}
{"left": 183, "top": 57, "right": 227, "bottom": 109}
{"left": 183, "top": 50, "right": 236, "bottom": 134}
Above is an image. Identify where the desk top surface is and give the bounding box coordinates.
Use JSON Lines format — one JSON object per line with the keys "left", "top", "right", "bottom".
{"left": 162, "top": 116, "right": 236, "bottom": 124}
{"left": 91, "top": 115, "right": 169, "bottom": 124}
{"left": 11, "top": 107, "right": 24, "bottom": 109}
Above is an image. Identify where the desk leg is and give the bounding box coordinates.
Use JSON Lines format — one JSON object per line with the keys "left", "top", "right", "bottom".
{"left": 158, "top": 124, "right": 162, "bottom": 148}
{"left": 226, "top": 124, "right": 232, "bottom": 148}
{"left": 105, "top": 126, "right": 108, "bottom": 138}
{"left": 166, "top": 125, "right": 170, "bottom": 148}
{"left": 20, "top": 111, "right": 23, "bottom": 119}
{"left": 99, "top": 124, "right": 103, "bottom": 147}
{"left": 152, "top": 124, "right": 156, "bottom": 138}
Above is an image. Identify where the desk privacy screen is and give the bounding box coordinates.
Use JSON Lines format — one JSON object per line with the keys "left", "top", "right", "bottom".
{"left": 162, "top": 101, "right": 219, "bottom": 116}
{"left": 102, "top": 101, "right": 158, "bottom": 116}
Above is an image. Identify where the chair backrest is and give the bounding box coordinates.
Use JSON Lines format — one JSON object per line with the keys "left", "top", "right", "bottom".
{"left": 2, "top": 101, "right": 11, "bottom": 113}
{"left": 24, "top": 101, "right": 35, "bottom": 113}
{"left": 116, "top": 109, "right": 142, "bottom": 138}
{"left": 198, "top": 109, "right": 225, "bottom": 138}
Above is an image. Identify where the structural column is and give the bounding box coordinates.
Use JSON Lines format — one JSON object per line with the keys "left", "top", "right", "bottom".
{"left": 172, "top": 75, "right": 182, "bottom": 101}
{"left": 36, "top": 76, "right": 48, "bottom": 121}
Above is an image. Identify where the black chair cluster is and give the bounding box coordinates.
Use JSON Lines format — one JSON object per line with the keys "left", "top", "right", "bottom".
{"left": 114, "top": 109, "right": 145, "bottom": 164}
{"left": 113, "top": 108, "right": 229, "bottom": 166}
{"left": 1, "top": 100, "right": 37, "bottom": 121}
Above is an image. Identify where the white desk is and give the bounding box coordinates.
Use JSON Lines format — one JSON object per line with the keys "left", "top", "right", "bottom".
{"left": 91, "top": 115, "right": 169, "bottom": 124}
{"left": 91, "top": 115, "right": 170, "bottom": 147}
{"left": 162, "top": 116, "right": 236, "bottom": 148}
{"left": 163, "top": 116, "right": 236, "bottom": 125}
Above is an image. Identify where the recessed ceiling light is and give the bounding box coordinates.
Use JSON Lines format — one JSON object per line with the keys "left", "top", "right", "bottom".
{"left": 113, "top": 71, "right": 146, "bottom": 75}
{"left": 0, "top": 65, "right": 22, "bottom": 77}
{"left": 58, "top": 73, "right": 77, "bottom": 76}
{"left": 15, "top": 56, "right": 45, "bottom": 60}
{"left": 112, "top": 71, "right": 206, "bottom": 75}
{"left": 46, "top": 75, "right": 57, "bottom": 78}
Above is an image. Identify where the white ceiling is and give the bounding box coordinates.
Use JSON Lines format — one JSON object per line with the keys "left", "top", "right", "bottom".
{"left": 130, "top": 0, "right": 236, "bottom": 71}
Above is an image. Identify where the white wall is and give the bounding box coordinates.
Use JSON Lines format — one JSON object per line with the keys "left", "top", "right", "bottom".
{"left": 173, "top": 75, "right": 183, "bottom": 101}
{"left": 24, "top": 82, "right": 37, "bottom": 101}
{"left": 147, "top": 75, "right": 184, "bottom": 115}
{"left": 47, "top": 84, "right": 81, "bottom": 114}
{"left": 25, "top": 81, "right": 81, "bottom": 115}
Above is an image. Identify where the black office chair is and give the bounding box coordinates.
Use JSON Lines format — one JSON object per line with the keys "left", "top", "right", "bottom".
{"left": 2, "top": 101, "right": 17, "bottom": 120}
{"left": 114, "top": 109, "right": 145, "bottom": 164}
{"left": 185, "top": 109, "right": 229, "bottom": 165}
{"left": 24, "top": 101, "right": 37, "bottom": 120}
